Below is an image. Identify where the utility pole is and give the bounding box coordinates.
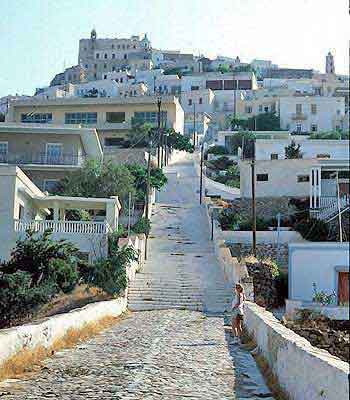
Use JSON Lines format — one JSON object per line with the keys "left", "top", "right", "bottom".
{"left": 157, "top": 95, "right": 161, "bottom": 168}
{"left": 127, "top": 192, "right": 132, "bottom": 237}
{"left": 145, "top": 137, "right": 153, "bottom": 260}
{"left": 193, "top": 103, "right": 196, "bottom": 149}
{"left": 336, "top": 171, "right": 343, "bottom": 243}
{"left": 251, "top": 139, "right": 257, "bottom": 257}
{"left": 199, "top": 144, "right": 204, "bottom": 204}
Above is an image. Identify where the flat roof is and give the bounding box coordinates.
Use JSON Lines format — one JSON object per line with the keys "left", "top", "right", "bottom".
{"left": 9, "top": 95, "right": 180, "bottom": 107}
{"left": 0, "top": 123, "right": 103, "bottom": 160}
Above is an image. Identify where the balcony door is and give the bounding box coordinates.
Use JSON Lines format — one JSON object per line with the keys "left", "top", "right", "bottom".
{"left": 46, "top": 143, "right": 63, "bottom": 165}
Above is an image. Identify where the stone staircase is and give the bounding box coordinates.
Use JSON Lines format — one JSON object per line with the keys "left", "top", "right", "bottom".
{"left": 128, "top": 272, "right": 232, "bottom": 312}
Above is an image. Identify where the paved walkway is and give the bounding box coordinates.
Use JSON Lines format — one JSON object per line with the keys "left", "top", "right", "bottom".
{"left": 1, "top": 311, "right": 273, "bottom": 400}
{"left": 0, "top": 156, "right": 273, "bottom": 399}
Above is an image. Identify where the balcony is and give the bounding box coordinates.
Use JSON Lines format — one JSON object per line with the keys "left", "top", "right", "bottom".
{"left": 0, "top": 153, "right": 85, "bottom": 167}
{"left": 14, "top": 219, "right": 111, "bottom": 235}
{"left": 291, "top": 113, "right": 307, "bottom": 121}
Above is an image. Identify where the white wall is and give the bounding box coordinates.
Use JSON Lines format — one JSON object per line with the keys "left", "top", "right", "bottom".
{"left": 288, "top": 242, "right": 349, "bottom": 303}
{"left": 280, "top": 96, "right": 345, "bottom": 132}
{"left": 239, "top": 159, "right": 316, "bottom": 198}
{"left": 255, "top": 139, "right": 349, "bottom": 161}
{"left": 244, "top": 302, "right": 349, "bottom": 400}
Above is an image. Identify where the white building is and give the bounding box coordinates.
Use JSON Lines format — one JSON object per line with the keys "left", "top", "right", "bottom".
{"left": 0, "top": 165, "right": 121, "bottom": 262}
{"left": 287, "top": 242, "right": 349, "bottom": 319}
{"left": 279, "top": 96, "right": 346, "bottom": 133}
{"left": 239, "top": 138, "right": 349, "bottom": 220}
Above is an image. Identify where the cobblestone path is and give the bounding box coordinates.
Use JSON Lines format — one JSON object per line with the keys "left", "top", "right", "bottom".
{"left": 1, "top": 310, "right": 273, "bottom": 400}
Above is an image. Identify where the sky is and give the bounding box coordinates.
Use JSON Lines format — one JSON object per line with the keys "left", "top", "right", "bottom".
{"left": 1, "top": 0, "right": 349, "bottom": 96}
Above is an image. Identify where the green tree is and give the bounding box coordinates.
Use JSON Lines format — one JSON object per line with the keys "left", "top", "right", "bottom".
{"left": 0, "top": 112, "right": 5, "bottom": 122}
{"left": 127, "top": 122, "right": 155, "bottom": 147}
{"left": 217, "top": 64, "right": 230, "bottom": 73}
{"left": 166, "top": 129, "right": 193, "bottom": 153}
{"left": 225, "top": 131, "right": 256, "bottom": 156}
{"left": 248, "top": 112, "right": 280, "bottom": 131}
{"left": 57, "top": 159, "right": 136, "bottom": 200}
{"left": 126, "top": 163, "right": 168, "bottom": 194}
{"left": 285, "top": 140, "right": 303, "bottom": 159}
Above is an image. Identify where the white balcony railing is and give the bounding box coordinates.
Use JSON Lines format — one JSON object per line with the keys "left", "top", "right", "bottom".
{"left": 14, "top": 220, "right": 110, "bottom": 235}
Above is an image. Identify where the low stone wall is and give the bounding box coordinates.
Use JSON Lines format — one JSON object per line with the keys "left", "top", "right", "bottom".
{"left": 0, "top": 234, "right": 144, "bottom": 372}
{"left": 286, "top": 300, "right": 350, "bottom": 321}
{"left": 244, "top": 302, "right": 349, "bottom": 400}
{"left": 222, "top": 229, "right": 303, "bottom": 245}
{"left": 0, "top": 297, "right": 127, "bottom": 371}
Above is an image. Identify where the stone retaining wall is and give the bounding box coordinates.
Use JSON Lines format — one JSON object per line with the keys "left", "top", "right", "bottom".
{"left": 0, "top": 234, "right": 144, "bottom": 371}
{"left": 244, "top": 302, "right": 349, "bottom": 400}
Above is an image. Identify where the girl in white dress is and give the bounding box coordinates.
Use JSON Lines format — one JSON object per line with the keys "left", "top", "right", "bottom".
{"left": 231, "top": 283, "right": 245, "bottom": 343}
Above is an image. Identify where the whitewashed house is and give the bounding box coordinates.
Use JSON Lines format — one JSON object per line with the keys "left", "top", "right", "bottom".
{"left": 279, "top": 96, "right": 346, "bottom": 133}
{"left": 0, "top": 165, "right": 121, "bottom": 262}
{"left": 287, "top": 242, "right": 349, "bottom": 319}
{"left": 239, "top": 137, "right": 349, "bottom": 221}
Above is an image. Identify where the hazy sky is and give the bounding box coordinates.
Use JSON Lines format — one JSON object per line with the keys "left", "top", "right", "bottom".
{"left": 1, "top": 0, "right": 349, "bottom": 96}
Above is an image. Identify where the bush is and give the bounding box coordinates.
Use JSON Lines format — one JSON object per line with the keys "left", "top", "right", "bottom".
{"left": 275, "top": 271, "right": 288, "bottom": 305}
{"left": 132, "top": 217, "right": 151, "bottom": 236}
{"left": 294, "top": 218, "right": 329, "bottom": 241}
{"left": 238, "top": 217, "right": 270, "bottom": 231}
{"left": 81, "top": 246, "right": 136, "bottom": 296}
{"left": 206, "top": 145, "right": 228, "bottom": 155}
{"left": 0, "top": 271, "right": 57, "bottom": 328}
{"left": 48, "top": 259, "right": 79, "bottom": 294}
{"left": 219, "top": 210, "right": 241, "bottom": 230}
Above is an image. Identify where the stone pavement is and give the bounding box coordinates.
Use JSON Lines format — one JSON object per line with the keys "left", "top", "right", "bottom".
{"left": 1, "top": 310, "right": 273, "bottom": 400}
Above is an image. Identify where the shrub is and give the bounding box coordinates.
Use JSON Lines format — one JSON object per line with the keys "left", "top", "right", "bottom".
{"left": 275, "top": 271, "right": 288, "bottom": 305}
{"left": 219, "top": 210, "right": 241, "bottom": 230}
{"left": 2, "top": 230, "right": 80, "bottom": 285}
{"left": 206, "top": 145, "right": 228, "bottom": 155}
{"left": 238, "top": 217, "right": 270, "bottom": 231}
{"left": 0, "top": 271, "right": 57, "bottom": 328}
{"left": 48, "top": 259, "right": 79, "bottom": 294}
{"left": 132, "top": 217, "right": 151, "bottom": 236}
{"left": 294, "top": 218, "right": 329, "bottom": 241}
{"left": 81, "top": 246, "right": 136, "bottom": 296}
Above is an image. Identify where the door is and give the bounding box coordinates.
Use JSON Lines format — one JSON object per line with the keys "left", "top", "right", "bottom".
{"left": 46, "top": 143, "right": 63, "bottom": 164}
{"left": 338, "top": 272, "right": 349, "bottom": 305}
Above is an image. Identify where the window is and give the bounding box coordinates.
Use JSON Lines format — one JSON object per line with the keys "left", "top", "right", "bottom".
{"left": 270, "top": 153, "right": 278, "bottom": 160}
{"left": 311, "top": 124, "right": 318, "bottom": 132}
{"left": 96, "top": 53, "right": 100, "bottom": 59}
{"left": 311, "top": 104, "right": 317, "bottom": 114}
{"left": 117, "top": 44, "right": 120, "bottom": 49}
{"left": 85, "top": 64, "right": 88, "bottom": 69}
{"left": 111, "top": 44, "right": 114, "bottom": 49}
{"left": 124, "top": 54, "right": 127, "bottom": 60}
{"left": 104, "top": 53, "right": 107, "bottom": 59}
{"left": 103, "top": 74, "right": 107, "bottom": 79}
{"left": 206, "top": 80, "right": 223, "bottom": 90}
{"left": 199, "top": 97, "right": 203, "bottom": 105}
{"left": 296, "top": 104, "right": 302, "bottom": 114}
{"left": 112, "top": 53, "right": 115, "bottom": 59}
{"left": 120, "top": 77, "right": 123, "bottom": 83}
{"left": 191, "top": 86, "right": 199, "bottom": 91}
{"left": 264, "top": 106, "right": 269, "bottom": 113}
{"left": 65, "top": 112, "right": 97, "bottom": 124}
{"left": 112, "top": 66, "right": 116, "bottom": 71}
{"left": 46, "top": 143, "right": 63, "bottom": 164}
{"left": 18, "top": 204, "right": 25, "bottom": 220}
{"left": 133, "top": 111, "right": 167, "bottom": 125}
{"left": 297, "top": 175, "right": 310, "bottom": 183}
{"left": 0, "top": 142, "right": 8, "bottom": 162}
{"left": 21, "top": 113, "right": 52, "bottom": 123}
{"left": 104, "top": 63, "right": 107, "bottom": 69}
{"left": 223, "top": 80, "right": 236, "bottom": 90}
{"left": 94, "top": 73, "right": 97, "bottom": 79}
{"left": 94, "top": 63, "right": 97, "bottom": 69}
{"left": 43, "top": 179, "right": 60, "bottom": 193}
{"left": 257, "top": 174, "right": 268, "bottom": 182}
{"left": 104, "top": 137, "right": 124, "bottom": 146}
{"left": 317, "top": 153, "right": 331, "bottom": 159}
{"left": 122, "top": 44, "right": 125, "bottom": 49}
{"left": 188, "top": 99, "right": 192, "bottom": 106}
{"left": 106, "top": 112, "right": 125, "bottom": 123}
